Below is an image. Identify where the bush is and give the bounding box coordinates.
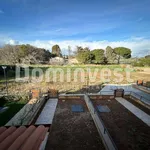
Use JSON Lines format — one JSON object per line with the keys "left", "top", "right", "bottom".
{"left": 146, "top": 82, "right": 150, "bottom": 88}
{"left": 132, "top": 58, "right": 150, "bottom": 67}
{"left": 0, "top": 97, "right": 7, "bottom": 107}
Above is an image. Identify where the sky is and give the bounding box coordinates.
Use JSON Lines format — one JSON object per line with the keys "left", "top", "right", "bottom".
{"left": 0, "top": 0, "right": 150, "bottom": 57}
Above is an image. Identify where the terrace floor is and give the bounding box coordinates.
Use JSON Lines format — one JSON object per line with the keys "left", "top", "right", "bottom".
{"left": 92, "top": 98, "right": 150, "bottom": 150}
{"left": 100, "top": 84, "right": 150, "bottom": 105}
{"left": 46, "top": 99, "right": 105, "bottom": 150}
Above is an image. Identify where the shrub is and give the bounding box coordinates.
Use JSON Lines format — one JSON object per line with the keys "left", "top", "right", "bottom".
{"left": 0, "top": 97, "right": 7, "bottom": 107}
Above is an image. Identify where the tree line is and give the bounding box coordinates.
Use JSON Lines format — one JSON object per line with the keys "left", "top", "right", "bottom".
{"left": 0, "top": 44, "right": 63, "bottom": 65}
{"left": 0, "top": 43, "right": 149, "bottom": 66}
{"left": 75, "top": 46, "right": 132, "bottom": 64}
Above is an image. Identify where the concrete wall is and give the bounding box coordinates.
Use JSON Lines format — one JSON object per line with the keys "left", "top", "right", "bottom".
{"left": 84, "top": 95, "right": 117, "bottom": 150}
{"left": 5, "top": 96, "right": 46, "bottom": 126}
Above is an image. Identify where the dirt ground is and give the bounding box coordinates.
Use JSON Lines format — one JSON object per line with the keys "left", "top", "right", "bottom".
{"left": 46, "top": 99, "right": 105, "bottom": 150}
{"left": 1, "top": 66, "right": 150, "bottom": 95}
{"left": 92, "top": 99, "right": 150, "bottom": 150}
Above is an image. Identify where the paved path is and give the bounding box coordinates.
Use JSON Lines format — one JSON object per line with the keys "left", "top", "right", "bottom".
{"left": 35, "top": 98, "right": 58, "bottom": 125}
{"left": 116, "top": 97, "right": 150, "bottom": 126}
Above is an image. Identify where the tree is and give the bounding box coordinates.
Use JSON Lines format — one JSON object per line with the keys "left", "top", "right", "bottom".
{"left": 68, "top": 46, "right": 72, "bottom": 58}
{"left": 74, "top": 46, "right": 90, "bottom": 56}
{"left": 91, "top": 49, "right": 105, "bottom": 64}
{"left": 76, "top": 51, "right": 93, "bottom": 64}
{"left": 52, "top": 45, "right": 62, "bottom": 57}
{"left": 0, "top": 45, "right": 19, "bottom": 64}
{"left": 114, "top": 47, "right": 131, "bottom": 64}
{"left": 145, "top": 55, "right": 150, "bottom": 59}
{"left": 106, "top": 46, "right": 117, "bottom": 64}
{"left": 0, "top": 44, "right": 52, "bottom": 64}
{"left": 84, "top": 47, "right": 90, "bottom": 52}
{"left": 18, "top": 45, "right": 29, "bottom": 58}
{"left": 132, "top": 57, "right": 150, "bottom": 67}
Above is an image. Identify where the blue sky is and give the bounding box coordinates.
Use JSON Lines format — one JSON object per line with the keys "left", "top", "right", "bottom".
{"left": 0, "top": 0, "right": 150, "bottom": 56}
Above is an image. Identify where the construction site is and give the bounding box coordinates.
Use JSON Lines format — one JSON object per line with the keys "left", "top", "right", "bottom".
{"left": 0, "top": 84, "right": 150, "bottom": 150}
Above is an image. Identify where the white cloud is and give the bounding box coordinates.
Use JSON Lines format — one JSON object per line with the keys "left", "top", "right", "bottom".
{"left": 0, "top": 37, "right": 19, "bottom": 46}
{"left": 0, "top": 36, "right": 150, "bottom": 57}
{"left": 8, "top": 39, "right": 19, "bottom": 45}
{"left": 28, "top": 38, "right": 150, "bottom": 57}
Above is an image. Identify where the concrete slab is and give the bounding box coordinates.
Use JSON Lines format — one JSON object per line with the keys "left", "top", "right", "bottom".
{"left": 97, "top": 105, "right": 110, "bottom": 112}
{"left": 35, "top": 98, "right": 58, "bottom": 125}
{"left": 71, "top": 105, "right": 84, "bottom": 112}
{"left": 116, "top": 97, "right": 150, "bottom": 126}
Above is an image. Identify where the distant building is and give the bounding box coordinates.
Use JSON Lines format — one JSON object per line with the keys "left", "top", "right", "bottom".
{"left": 49, "top": 57, "right": 64, "bottom": 65}
{"left": 68, "top": 58, "right": 79, "bottom": 64}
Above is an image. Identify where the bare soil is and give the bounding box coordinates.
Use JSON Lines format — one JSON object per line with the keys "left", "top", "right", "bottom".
{"left": 92, "top": 99, "right": 150, "bottom": 150}
{"left": 46, "top": 99, "right": 105, "bottom": 150}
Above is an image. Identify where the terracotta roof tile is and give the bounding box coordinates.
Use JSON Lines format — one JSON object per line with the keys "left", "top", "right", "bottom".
{"left": 21, "top": 125, "right": 48, "bottom": 150}
{"left": 0, "top": 127, "right": 16, "bottom": 143}
{"left": 0, "top": 126, "right": 26, "bottom": 150}
{"left": 0, "top": 127, "right": 7, "bottom": 135}
{"left": 0, "top": 125, "right": 49, "bottom": 150}
{"left": 8, "top": 125, "right": 36, "bottom": 150}
{"left": 32, "top": 127, "right": 49, "bottom": 150}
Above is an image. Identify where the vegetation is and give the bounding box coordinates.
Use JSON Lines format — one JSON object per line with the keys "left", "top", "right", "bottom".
{"left": 0, "top": 44, "right": 52, "bottom": 65}
{"left": 106, "top": 46, "right": 117, "bottom": 64}
{"left": 114, "top": 47, "right": 131, "bottom": 64}
{"left": 0, "top": 95, "right": 28, "bottom": 126}
{"left": 91, "top": 49, "right": 105, "bottom": 64}
{"left": 52, "top": 45, "right": 62, "bottom": 57}
{"left": 76, "top": 46, "right": 132, "bottom": 64}
{"left": 76, "top": 51, "right": 93, "bottom": 64}
{"left": 0, "top": 43, "right": 149, "bottom": 67}
{"left": 132, "top": 57, "right": 150, "bottom": 67}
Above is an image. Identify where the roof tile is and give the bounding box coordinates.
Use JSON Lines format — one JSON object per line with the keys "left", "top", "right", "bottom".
{"left": 0, "top": 126, "right": 26, "bottom": 150}
{"left": 0, "top": 127, "right": 16, "bottom": 143}
{"left": 0, "top": 127, "right": 7, "bottom": 135}
{"left": 8, "top": 125, "right": 36, "bottom": 150}
{"left": 0, "top": 125, "right": 49, "bottom": 150}
{"left": 21, "top": 125, "right": 48, "bottom": 150}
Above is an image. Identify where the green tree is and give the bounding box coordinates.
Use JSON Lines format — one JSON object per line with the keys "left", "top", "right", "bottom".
{"left": 74, "top": 46, "right": 90, "bottom": 56}
{"left": 91, "top": 49, "right": 105, "bottom": 64}
{"left": 114, "top": 47, "right": 131, "bottom": 64}
{"left": 106, "top": 46, "right": 117, "bottom": 64}
{"left": 76, "top": 51, "right": 93, "bottom": 64}
{"left": 52, "top": 45, "right": 62, "bottom": 57}
{"left": 132, "top": 57, "right": 150, "bottom": 67}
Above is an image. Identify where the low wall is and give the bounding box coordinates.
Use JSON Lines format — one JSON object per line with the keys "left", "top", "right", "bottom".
{"left": 5, "top": 96, "right": 47, "bottom": 126}
{"left": 59, "top": 96, "right": 84, "bottom": 101}
{"left": 59, "top": 94, "right": 115, "bottom": 101}
{"left": 84, "top": 95, "right": 117, "bottom": 150}
{"left": 89, "top": 95, "right": 115, "bottom": 100}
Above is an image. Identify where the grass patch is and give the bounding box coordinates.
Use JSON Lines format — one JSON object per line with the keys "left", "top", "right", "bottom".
{"left": 0, "top": 97, "right": 28, "bottom": 126}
